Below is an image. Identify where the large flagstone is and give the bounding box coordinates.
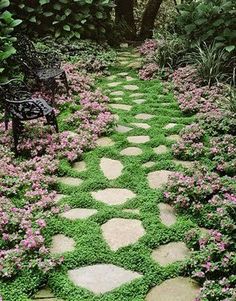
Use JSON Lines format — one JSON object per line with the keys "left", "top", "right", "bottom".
{"left": 91, "top": 188, "right": 136, "bottom": 205}
{"left": 148, "top": 170, "right": 174, "bottom": 189}
{"left": 120, "top": 147, "right": 143, "bottom": 156}
{"left": 50, "top": 234, "right": 75, "bottom": 254}
{"left": 158, "top": 203, "right": 176, "bottom": 227}
{"left": 100, "top": 158, "right": 124, "bottom": 180}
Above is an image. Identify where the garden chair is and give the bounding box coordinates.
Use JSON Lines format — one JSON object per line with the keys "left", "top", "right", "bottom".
{"left": 15, "top": 34, "right": 69, "bottom": 99}
{"left": 0, "top": 80, "right": 58, "bottom": 156}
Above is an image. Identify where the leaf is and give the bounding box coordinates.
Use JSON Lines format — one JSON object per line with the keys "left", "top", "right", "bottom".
{"left": 0, "top": 0, "right": 10, "bottom": 10}
{"left": 63, "top": 24, "right": 70, "bottom": 31}
{"left": 225, "top": 45, "right": 235, "bottom": 52}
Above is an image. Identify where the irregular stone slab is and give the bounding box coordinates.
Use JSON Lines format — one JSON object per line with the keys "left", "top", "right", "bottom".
{"left": 91, "top": 188, "right": 136, "bottom": 205}
{"left": 148, "top": 170, "right": 173, "bottom": 189}
{"left": 152, "top": 242, "right": 190, "bottom": 266}
{"left": 130, "top": 93, "right": 144, "bottom": 98}
{"left": 110, "top": 104, "right": 132, "bottom": 111}
{"left": 50, "top": 234, "right": 75, "bottom": 254}
{"left": 146, "top": 277, "right": 200, "bottom": 301}
{"left": 96, "top": 137, "right": 115, "bottom": 147}
{"left": 130, "top": 122, "right": 150, "bottom": 129}
{"left": 164, "top": 123, "right": 177, "bottom": 129}
{"left": 120, "top": 61, "right": 129, "bottom": 66}
{"left": 173, "top": 160, "right": 195, "bottom": 169}
{"left": 110, "top": 91, "right": 124, "bottom": 97}
{"left": 153, "top": 145, "right": 168, "bottom": 155}
{"left": 120, "top": 43, "right": 129, "bottom": 48}
{"left": 127, "top": 61, "right": 142, "bottom": 69}
{"left": 107, "top": 82, "right": 122, "bottom": 87}
{"left": 54, "top": 194, "right": 66, "bottom": 203}
{"left": 166, "top": 134, "right": 182, "bottom": 142}
{"left": 120, "top": 147, "right": 143, "bottom": 156}
{"left": 102, "top": 218, "right": 145, "bottom": 251}
{"left": 107, "top": 75, "right": 117, "bottom": 81}
{"left": 100, "top": 158, "right": 124, "bottom": 180}
{"left": 122, "top": 209, "right": 140, "bottom": 214}
{"left": 123, "top": 85, "right": 139, "bottom": 91}
{"left": 115, "top": 125, "right": 133, "bottom": 133}
{"left": 158, "top": 203, "right": 176, "bottom": 227}
{"left": 34, "top": 287, "right": 54, "bottom": 299}
{"left": 126, "top": 76, "right": 136, "bottom": 81}
{"left": 127, "top": 135, "right": 150, "bottom": 144}
{"left": 142, "top": 161, "right": 155, "bottom": 168}
{"left": 68, "top": 264, "right": 142, "bottom": 295}
{"left": 61, "top": 208, "right": 97, "bottom": 220}
{"left": 135, "top": 113, "right": 155, "bottom": 120}
{"left": 117, "top": 72, "right": 129, "bottom": 76}
{"left": 73, "top": 161, "right": 87, "bottom": 172}
{"left": 58, "top": 177, "right": 83, "bottom": 187}
{"left": 133, "top": 99, "right": 146, "bottom": 104}
{"left": 113, "top": 97, "right": 123, "bottom": 101}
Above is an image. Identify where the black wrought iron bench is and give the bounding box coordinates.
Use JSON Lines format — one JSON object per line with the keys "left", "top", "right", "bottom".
{"left": 15, "top": 34, "right": 69, "bottom": 98}
{"left": 0, "top": 80, "right": 58, "bottom": 155}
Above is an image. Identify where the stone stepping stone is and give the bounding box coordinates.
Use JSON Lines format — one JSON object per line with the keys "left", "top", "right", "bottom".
{"left": 117, "top": 72, "right": 129, "bottom": 76}
{"left": 127, "top": 135, "right": 150, "bottom": 144}
{"left": 173, "top": 160, "right": 195, "bottom": 169}
{"left": 110, "top": 91, "right": 124, "bottom": 97}
{"left": 73, "top": 161, "right": 87, "bottom": 172}
{"left": 126, "top": 76, "right": 136, "bottom": 81}
{"left": 100, "top": 158, "right": 124, "bottom": 180}
{"left": 96, "top": 137, "right": 115, "bottom": 147}
{"left": 61, "top": 208, "right": 98, "bottom": 220}
{"left": 68, "top": 264, "right": 142, "bottom": 295}
{"left": 113, "top": 97, "right": 123, "bottom": 101}
{"left": 50, "top": 234, "right": 75, "bottom": 254}
{"left": 130, "top": 123, "right": 150, "bottom": 129}
{"left": 151, "top": 242, "right": 190, "bottom": 266}
{"left": 58, "top": 177, "right": 83, "bottom": 187}
{"left": 91, "top": 188, "right": 136, "bottom": 205}
{"left": 34, "top": 287, "right": 54, "bottom": 299}
{"left": 142, "top": 161, "right": 155, "bottom": 168}
{"left": 115, "top": 125, "right": 133, "bottom": 133}
{"left": 107, "top": 82, "right": 122, "bottom": 87}
{"left": 166, "top": 134, "right": 182, "bottom": 142}
{"left": 107, "top": 75, "right": 117, "bottom": 81}
{"left": 120, "top": 61, "right": 129, "bottom": 66}
{"left": 153, "top": 145, "right": 168, "bottom": 155}
{"left": 120, "top": 147, "right": 143, "bottom": 156}
{"left": 54, "top": 194, "right": 66, "bottom": 203}
{"left": 122, "top": 209, "right": 140, "bottom": 214}
{"left": 123, "top": 85, "right": 139, "bottom": 91}
{"left": 110, "top": 104, "right": 132, "bottom": 111}
{"left": 135, "top": 113, "right": 154, "bottom": 120}
{"left": 127, "top": 61, "right": 142, "bottom": 69}
{"left": 164, "top": 123, "right": 177, "bottom": 129}
{"left": 148, "top": 170, "right": 174, "bottom": 189}
{"left": 146, "top": 277, "right": 200, "bottom": 301}
{"left": 102, "top": 218, "right": 145, "bottom": 251}
{"left": 120, "top": 43, "right": 129, "bottom": 48}
{"left": 158, "top": 203, "right": 176, "bottom": 227}
{"left": 130, "top": 93, "right": 144, "bottom": 98}
{"left": 133, "top": 99, "right": 146, "bottom": 104}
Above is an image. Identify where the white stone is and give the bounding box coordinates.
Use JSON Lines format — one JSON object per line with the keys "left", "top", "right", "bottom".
{"left": 135, "top": 114, "right": 154, "bottom": 120}
{"left": 123, "top": 85, "right": 139, "bottom": 91}
{"left": 148, "top": 170, "right": 173, "bottom": 189}
{"left": 164, "top": 123, "right": 177, "bottom": 129}
{"left": 54, "top": 194, "right": 66, "bottom": 203}
{"left": 166, "top": 134, "right": 182, "bottom": 142}
{"left": 100, "top": 158, "right": 123, "bottom": 180}
{"left": 58, "top": 177, "right": 83, "bottom": 187}
{"left": 133, "top": 99, "right": 146, "bottom": 104}
{"left": 73, "top": 161, "right": 87, "bottom": 172}
{"left": 130, "top": 123, "right": 150, "bottom": 129}
{"left": 91, "top": 188, "right": 136, "bottom": 205}
{"left": 61, "top": 208, "right": 97, "bottom": 220}
{"left": 127, "top": 135, "right": 150, "bottom": 144}
{"left": 158, "top": 203, "right": 176, "bottom": 227}
{"left": 50, "top": 234, "right": 75, "bottom": 254}
{"left": 115, "top": 125, "right": 133, "bottom": 133}
{"left": 120, "top": 147, "right": 143, "bottom": 156}
{"left": 110, "top": 91, "right": 124, "bottom": 97}
{"left": 130, "top": 93, "right": 144, "bottom": 98}
{"left": 110, "top": 104, "right": 132, "bottom": 111}
{"left": 142, "top": 161, "right": 155, "bottom": 168}
{"left": 107, "top": 82, "right": 122, "bottom": 87}
{"left": 96, "top": 137, "right": 115, "bottom": 147}
{"left": 153, "top": 145, "right": 168, "bottom": 155}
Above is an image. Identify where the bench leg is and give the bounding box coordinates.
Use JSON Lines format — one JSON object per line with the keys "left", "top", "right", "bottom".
{"left": 12, "top": 119, "right": 20, "bottom": 156}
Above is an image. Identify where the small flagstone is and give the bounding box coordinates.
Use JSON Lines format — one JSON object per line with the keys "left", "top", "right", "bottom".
{"left": 54, "top": 194, "right": 66, "bottom": 203}
{"left": 151, "top": 242, "right": 190, "bottom": 266}
{"left": 148, "top": 170, "right": 173, "bottom": 189}
{"left": 101, "top": 218, "right": 145, "bottom": 251}
{"left": 113, "top": 97, "right": 123, "bottom": 101}
{"left": 166, "top": 134, "right": 182, "bottom": 142}
{"left": 110, "top": 91, "right": 124, "bottom": 96}
{"left": 142, "top": 161, "right": 155, "bottom": 168}
{"left": 61, "top": 208, "right": 97, "bottom": 220}
{"left": 130, "top": 122, "right": 150, "bottom": 129}
{"left": 58, "top": 177, "right": 83, "bottom": 187}
{"left": 107, "top": 82, "right": 122, "bottom": 87}
{"left": 100, "top": 158, "right": 123, "bottom": 180}
{"left": 91, "top": 188, "right": 136, "bottom": 205}
{"left": 126, "top": 76, "right": 135, "bottom": 81}
{"left": 153, "top": 145, "right": 168, "bottom": 155}
{"left": 146, "top": 277, "right": 200, "bottom": 301}
{"left": 96, "top": 137, "right": 115, "bottom": 147}
{"left": 110, "top": 104, "right": 132, "bottom": 111}
{"left": 127, "top": 61, "right": 142, "bottom": 69}
{"left": 135, "top": 113, "right": 154, "bottom": 120}
{"left": 50, "top": 234, "right": 75, "bottom": 254}
{"left": 173, "top": 160, "right": 195, "bottom": 169}
{"left": 124, "top": 85, "right": 139, "bottom": 91}
{"left": 73, "top": 161, "right": 87, "bottom": 172}
{"left": 164, "top": 123, "right": 177, "bottom": 129}
{"left": 68, "top": 264, "right": 142, "bottom": 295}
{"left": 123, "top": 209, "right": 140, "bottom": 214}
{"left": 127, "top": 135, "right": 150, "bottom": 144}
{"left": 120, "top": 61, "right": 129, "bottom": 65}
{"left": 133, "top": 99, "right": 146, "bottom": 104}
{"left": 120, "top": 43, "right": 129, "bottom": 48}
{"left": 117, "top": 72, "right": 129, "bottom": 76}
{"left": 120, "top": 147, "right": 143, "bottom": 156}
{"left": 130, "top": 93, "right": 144, "bottom": 98}
{"left": 34, "top": 287, "right": 54, "bottom": 299}
{"left": 115, "top": 124, "right": 133, "bottom": 133}
{"left": 106, "top": 75, "right": 117, "bottom": 81}
{"left": 158, "top": 203, "right": 176, "bottom": 227}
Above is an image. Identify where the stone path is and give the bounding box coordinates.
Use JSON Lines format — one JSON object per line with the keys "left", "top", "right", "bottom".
{"left": 42, "top": 49, "right": 200, "bottom": 301}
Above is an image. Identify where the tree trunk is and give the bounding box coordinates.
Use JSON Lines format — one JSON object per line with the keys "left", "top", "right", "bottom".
{"left": 115, "top": 0, "right": 137, "bottom": 40}
{"left": 139, "top": 0, "right": 163, "bottom": 40}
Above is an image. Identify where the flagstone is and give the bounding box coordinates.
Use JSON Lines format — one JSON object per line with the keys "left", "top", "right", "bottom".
{"left": 50, "top": 234, "right": 75, "bottom": 254}
{"left": 120, "top": 43, "right": 129, "bottom": 48}
{"left": 110, "top": 104, "right": 132, "bottom": 111}
{"left": 96, "top": 137, "right": 115, "bottom": 147}
{"left": 107, "top": 82, "right": 122, "bottom": 87}
{"left": 117, "top": 72, "right": 129, "bottom": 76}
{"left": 68, "top": 264, "right": 142, "bottom": 295}
{"left": 166, "top": 134, "right": 182, "bottom": 142}
{"left": 135, "top": 113, "right": 155, "bottom": 120}
{"left": 158, "top": 203, "right": 176, "bottom": 227}
{"left": 34, "top": 287, "right": 54, "bottom": 299}
{"left": 130, "top": 93, "right": 144, "bottom": 98}
{"left": 106, "top": 75, "right": 117, "bottom": 81}
{"left": 133, "top": 99, "right": 146, "bottom": 104}
{"left": 153, "top": 145, "right": 168, "bottom": 155}
{"left": 142, "top": 161, "right": 155, "bottom": 168}
{"left": 124, "top": 85, "right": 139, "bottom": 91}
{"left": 115, "top": 124, "right": 133, "bottom": 133}
{"left": 73, "top": 161, "right": 87, "bottom": 172}
{"left": 164, "top": 123, "right": 177, "bottom": 129}
{"left": 91, "top": 188, "right": 136, "bottom": 205}
{"left": 127, "top": 61, "right": 142, "bottom": 69}
{"left": 120, "top": 61, "right": 129, "bottom": 65}
{"left": 110, "top": 91, "right": 124, "bottom": 96}
{"left": 100, "top": 158, "right": 124, "bottom": 180}
{"left": 120, "top": 147, "right": 143, "bottom": 156}
{"left": 113, "top": 97, "right": 123, "bottom": 101}
{"left": 130, "top": 122, "right": 150, "bottom": 129}
{"left": 101, "top": 218, "right": 145, "bottom": 251}
{"left": 126, "top": 76, "right": 136, "bottom": 81}
{"left": 58, "top": 177, "right": 83, "bottom": 187}
{"left": 54, "top": 194, "right": 66, "bottom": 203}
{"left": 151, "top": 242, "right": 190, "bottom": 266}
{"left": 148, "top": 170, "right": 173, "bottom": 189}
{"left": 127, "top": 135, "right": 150, "bottom": 144}
{"left": 173, "top": 160, "right": 195, "bottom": 169}
{"left": 146, "top": 277, "right": 200, "bottom": 301}
{"left": 61, "top": 208, "right": 98, "bottom": 220}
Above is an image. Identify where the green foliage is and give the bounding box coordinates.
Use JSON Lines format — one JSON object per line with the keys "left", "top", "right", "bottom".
{"left": 0, "top": 0, "right": 21, "bottom": 82}
{"left": 175, "top": 0, "right": 236, "bottom": 52}
{"left": 10, "top": 0, "right": 114, "bottom": 40}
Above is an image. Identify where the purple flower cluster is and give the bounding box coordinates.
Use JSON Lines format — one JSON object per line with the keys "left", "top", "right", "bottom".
{"left": 138, "top": 39, "right": 158, "bottom": 56}
{"left": 139, "top": 63, "right": 160, "bottom": 80}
